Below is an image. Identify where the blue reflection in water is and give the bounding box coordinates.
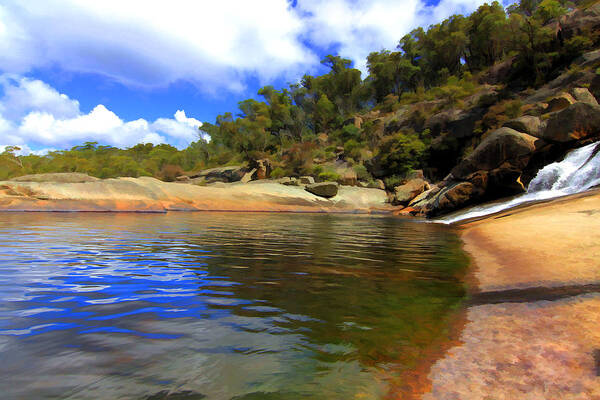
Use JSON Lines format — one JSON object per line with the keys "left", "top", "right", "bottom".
{"left": 0, "top": 212, "right": 466, "bottom": 400}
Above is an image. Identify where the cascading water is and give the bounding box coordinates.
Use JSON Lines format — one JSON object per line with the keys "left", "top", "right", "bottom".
{"left": 439, "top": 141, "right": 600, "bottom": 224}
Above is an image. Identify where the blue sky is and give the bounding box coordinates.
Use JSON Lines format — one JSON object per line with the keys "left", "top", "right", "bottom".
{"left": 0, "top": 0, "right": 492, "bottom": 153}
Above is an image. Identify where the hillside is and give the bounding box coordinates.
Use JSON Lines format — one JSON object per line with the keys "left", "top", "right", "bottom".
{"left": 2, "top": 0, "right": 600, "bottom": 217}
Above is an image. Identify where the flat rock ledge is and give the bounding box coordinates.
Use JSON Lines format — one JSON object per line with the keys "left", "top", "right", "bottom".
{"left": 0, "top": 176, "right": 390, "bottom": 213}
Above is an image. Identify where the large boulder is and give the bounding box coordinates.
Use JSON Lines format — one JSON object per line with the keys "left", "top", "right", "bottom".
{"left": 424, "top": 107, "right": 485, "bottom": 138}
{"left": 305, "top": 182, "right": 339, "bottom": 198}
{"left": 393, "top": 178, "right": 427, "bottom": 205}
{"left": 503, "top": 116, "right": 543, "bottom": 138}
{"left": 10, "top": 173, "right": 99, "bottom": 183}
{"left": 450, "top": 127, "right": 540, "bottom": 180}
{"left": 410, "top": 182, "right": 484, "bottom": 217}
{"left": 570, "top": 87, "right": 599, "bottom": 106}
{"left": 543, "top": 102, "right": 600, "bottom": 142}
{"left": 545, "top": 93, "right": 576, "bottom": 113}
{"left": 299, "top": 176, "right": 315, "bottom": 185}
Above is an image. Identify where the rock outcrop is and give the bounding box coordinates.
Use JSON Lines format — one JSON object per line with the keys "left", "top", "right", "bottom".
{"left": 570, "top": 87, "right": 599, "bottom": 106}
{"left": 0, "top": 177, "right": 387, "bottom": 213}
{"left": 543, "top": 102, "right": 600, "bottom": 142}
{"left": 189, "top": 166, "right": 248, "bottom": 183}
{"left": 410, "top": 128, "right": 542, "bottom": 216}
{"left": 10, "top": 173, "right": 99, "bottom": 183}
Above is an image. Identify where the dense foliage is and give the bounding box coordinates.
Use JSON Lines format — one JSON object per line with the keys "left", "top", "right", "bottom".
{"left": 2, "top": 0, "right": 598, "bottom": 184}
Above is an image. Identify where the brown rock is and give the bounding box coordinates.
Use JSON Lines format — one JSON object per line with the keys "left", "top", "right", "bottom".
{"left": 434, "top": 182, "right": 481, "bottom": 215}
{"left": 393, "top": 179, "right": 427, "bottom": 206}
{"left": 299, "top": 176, "right": 315, "bottom": 185}
{"left": 249, "top": 159, "right": 272, "bottom": 180}
{"left": 543, "top": 102, "right": 600, "bottom": 142}
{"left": 338, "top": 169, "right": 358, "bottom": 186}
{"left": 175, "top": 175, "right": 191, "bottom": 182}
{"left": 545, "top": 93, "right": 576, "bottom": 113}
{"left": 451, "top": 127, "right": 540, "bottom": 180}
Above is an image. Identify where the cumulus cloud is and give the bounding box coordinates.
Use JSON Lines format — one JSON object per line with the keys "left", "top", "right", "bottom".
{"left": 0, "top": 75, "right": 202, "bottom": 151}
{"left": 0, "top": 0, "right": 493, "bottom": 90}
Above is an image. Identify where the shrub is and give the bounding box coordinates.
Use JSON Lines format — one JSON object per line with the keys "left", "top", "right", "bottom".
{"left": 383, "top": 175, "right": 404, "bottom": 190}
{"left": 353, "top": 163, "right": 371, "bottom": 181}
{"left": 270, "top": 167, "right": 286, "bottom": 179}
{"left": 318, "top": 171, "right": 341, "bottom": 182}
{"left": 376, "top": 132, "right": 427, "bottom": 177}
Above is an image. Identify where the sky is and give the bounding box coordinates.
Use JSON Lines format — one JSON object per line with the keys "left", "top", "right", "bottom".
{"left": 0, "top": 0, "right": 493, "bottom": 154}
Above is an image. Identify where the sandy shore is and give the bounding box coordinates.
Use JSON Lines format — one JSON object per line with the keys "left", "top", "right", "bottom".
{"left": 423, "top": 190, "right": 600, "bottom": 399}
{"left": 0, "top": 177, "right": 390, "bottom": 213}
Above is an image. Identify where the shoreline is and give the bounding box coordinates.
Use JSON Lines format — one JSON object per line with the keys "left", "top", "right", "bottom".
{"left": 422, "top": 189, "right": 600, "bottom": 399}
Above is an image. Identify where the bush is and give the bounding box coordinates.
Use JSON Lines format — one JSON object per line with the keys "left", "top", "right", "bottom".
{"left": 376, "top": 132, "right": 427, "bottom": 177}
{"left": 353, "top": 163, "right": 371, "bottom": 181}
{"left": 318, "top": 171, "right": 341, "bottom": 182}
{"left": 270, "top": 167, "right": 286, "bottom": 179}
{"left": 383, "top": 175, "right": 404, "bottom": 190}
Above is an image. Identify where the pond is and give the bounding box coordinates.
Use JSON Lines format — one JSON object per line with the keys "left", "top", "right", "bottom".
{"left": 0, "top": 212, "right": 468, "bottom": 399}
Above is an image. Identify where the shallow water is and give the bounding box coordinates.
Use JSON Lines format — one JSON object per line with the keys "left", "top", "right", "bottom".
{"left": 0, "top": 212, "right": 467, "bottom": 400}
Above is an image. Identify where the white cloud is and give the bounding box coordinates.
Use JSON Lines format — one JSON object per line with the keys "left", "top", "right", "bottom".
{"left": 0, "top": 0, "right": 493, "bottom": 90}
{"left": 0, "top": 75, "right": 80, "bottom": 120}
{"left": 0, "top": 0, "right": 317, "bottom": 92}
{"left": 0, "top": 75, "right": 202, "bottom": 150}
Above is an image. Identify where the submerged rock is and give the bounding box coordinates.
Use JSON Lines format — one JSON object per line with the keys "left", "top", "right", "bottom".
{"left": 305, "top": 182, "right": 339, "bottom": 198}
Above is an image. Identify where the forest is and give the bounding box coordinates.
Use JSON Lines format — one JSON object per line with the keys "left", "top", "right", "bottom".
{"left": 2, "top": 0, "right": 598, "bottom": 186}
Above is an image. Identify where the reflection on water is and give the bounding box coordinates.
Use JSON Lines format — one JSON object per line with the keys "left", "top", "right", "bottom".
{"left": 0, "top": 212, "right": 467, "bottom": 400}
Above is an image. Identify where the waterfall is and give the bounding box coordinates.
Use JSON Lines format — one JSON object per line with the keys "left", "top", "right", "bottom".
{"left": 439, "top": 141, "right": 600, "bottom": 224}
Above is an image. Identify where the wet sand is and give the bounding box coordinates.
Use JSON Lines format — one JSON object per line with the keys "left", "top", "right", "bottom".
{"left": 423, "top": 190, "right": 600, "bottom": 399}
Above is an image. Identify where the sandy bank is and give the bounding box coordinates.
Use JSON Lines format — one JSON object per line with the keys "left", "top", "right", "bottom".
{"left": 423, "top": 190, "right": 600, "bottom": 399}
{"left": 0, "top": 176, "right": 390, "bottom": 213}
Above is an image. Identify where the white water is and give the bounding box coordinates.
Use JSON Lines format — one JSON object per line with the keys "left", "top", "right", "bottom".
{"left": 439, "top": 141, "right": 600, "bottom": 224}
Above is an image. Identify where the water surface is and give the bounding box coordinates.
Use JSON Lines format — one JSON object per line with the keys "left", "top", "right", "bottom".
{"left": 0, "top": 212, "right": 467, "bottom": 399}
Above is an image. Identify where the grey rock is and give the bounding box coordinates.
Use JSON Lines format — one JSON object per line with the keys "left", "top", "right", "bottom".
{"left": 503, "top": 116, "right": 543, "bottom": 137}
{"left": 305, "top": 182, "right": 339, "bottom": 198}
